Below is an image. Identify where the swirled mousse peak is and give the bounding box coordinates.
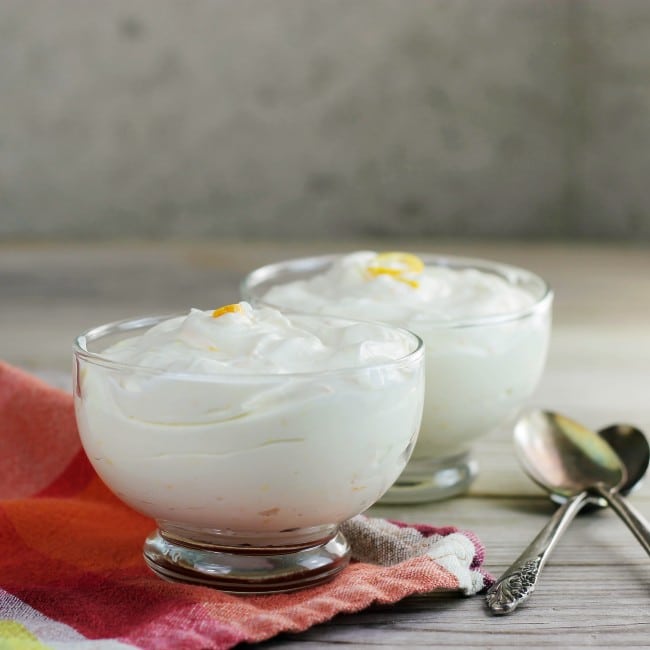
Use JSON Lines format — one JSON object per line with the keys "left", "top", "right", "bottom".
{"left": 99, "top": 302, "right": 416, "bottom": 375}
{"left": 262, "top": 251, "right": 537, "bottom": 323}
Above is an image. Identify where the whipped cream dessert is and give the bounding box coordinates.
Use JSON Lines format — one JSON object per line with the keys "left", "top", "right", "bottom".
{"left": 75, "top": 303, "right": 424, "bottom": 532}
{"left": 264, "top": 251, "right": 537, "bottom": 324}
{"left": 257, "top": 252, "right": 552, "bottom": 461}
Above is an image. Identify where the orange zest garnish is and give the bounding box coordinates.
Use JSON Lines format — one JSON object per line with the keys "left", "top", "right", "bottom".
{"left": 396, "top": 277, "right": 420, "bottom": 288}
{"left": 211, "top": 303, "right": 243, "bottom": 318}
{"left": 366, "top": 252, "right": 424, "bottom": 288}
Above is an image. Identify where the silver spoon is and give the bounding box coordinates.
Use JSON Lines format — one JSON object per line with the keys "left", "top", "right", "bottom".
{"left": 486, "top": 410, "right": 650, "bottom": 614}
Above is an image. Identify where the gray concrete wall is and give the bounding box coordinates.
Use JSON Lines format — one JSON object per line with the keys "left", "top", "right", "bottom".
{"left": 1, "top": 0, "right": 649, "bottom": 241}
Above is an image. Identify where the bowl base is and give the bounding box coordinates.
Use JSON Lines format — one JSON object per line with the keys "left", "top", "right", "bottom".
{"left": 379, "top": 451, "right": 478, "bottom": 504}
{"left": 143, "top": 526, "right": 350, "bottom": 593}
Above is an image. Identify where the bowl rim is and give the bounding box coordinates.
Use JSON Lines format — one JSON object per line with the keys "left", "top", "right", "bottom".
{"left": 241, "top": 252, "right": 554, "bottom": 329}
{"left": 73, "top": 310, "right": 425, "bottom": 380}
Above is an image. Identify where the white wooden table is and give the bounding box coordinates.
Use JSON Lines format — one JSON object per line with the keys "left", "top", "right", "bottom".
{"left": 2, "top": 240, "right": 649, "bottom": 648}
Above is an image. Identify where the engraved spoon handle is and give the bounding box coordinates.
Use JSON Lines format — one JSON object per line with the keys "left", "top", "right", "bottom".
{"left": 592, "top": 485, "right": 650, "bottom": 556}
{"left": 486, "top": 491, "right": 590, "bottom": 614}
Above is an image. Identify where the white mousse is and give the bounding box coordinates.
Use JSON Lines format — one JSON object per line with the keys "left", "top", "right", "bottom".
{"left": 260, "top": 252, "right": 552, "bottom": 459}
{"left": 76, "top": 303, "right": 424, "bottom": 532}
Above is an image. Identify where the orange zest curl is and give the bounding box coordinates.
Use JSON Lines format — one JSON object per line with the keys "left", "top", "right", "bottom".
{"left": 366, "top": 252, "right": 424, "bottom": 288}
{"left": 211, "top": 304, "right": 244, "bottom": 318}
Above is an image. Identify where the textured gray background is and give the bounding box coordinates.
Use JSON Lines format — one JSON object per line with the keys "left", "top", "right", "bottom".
{"left": 1, "top": 0, "right": 649, "bottom": 241}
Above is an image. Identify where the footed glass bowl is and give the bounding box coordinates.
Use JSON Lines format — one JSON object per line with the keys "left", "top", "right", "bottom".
{"left": 242, "top": 253, "right": 553, "bottom": 503}
{"left": 73, "top": 313, "right": 424, "bottom": 592}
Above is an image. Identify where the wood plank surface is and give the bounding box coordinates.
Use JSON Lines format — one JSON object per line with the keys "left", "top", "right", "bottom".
{"left": 1, "top": 240, "right": 649, "bottom": 648}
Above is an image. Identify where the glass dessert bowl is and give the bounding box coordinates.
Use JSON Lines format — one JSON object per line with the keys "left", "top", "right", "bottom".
{"left": 242, "top": 252, "right": 553, "bottom": 503}
{"left": 73, "top": 303, "right": 424, "bottom": 592}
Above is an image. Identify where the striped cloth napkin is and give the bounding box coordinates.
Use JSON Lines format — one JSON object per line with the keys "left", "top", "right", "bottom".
{"left": 0, "top": 362, "right": 490, "bottom": 649}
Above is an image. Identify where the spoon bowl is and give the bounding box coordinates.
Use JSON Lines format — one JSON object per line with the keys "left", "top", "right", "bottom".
{"left": 551, "top": 423, "right": 650, "bottom": 509}
{"left": 599, "top": 424, "right": 650, "bottom": 494}
{"left": 514, "top": 410, "right": 627, "bottom": 498}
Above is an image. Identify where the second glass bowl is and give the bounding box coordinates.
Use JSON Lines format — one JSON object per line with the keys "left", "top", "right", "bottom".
{"left": 242, "top": 253, "right": 553, "bottom": 503}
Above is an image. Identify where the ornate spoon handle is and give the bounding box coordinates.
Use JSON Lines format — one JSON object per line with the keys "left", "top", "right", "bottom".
{"left": 486, "top": 491, "right": 590, "bottom": 614}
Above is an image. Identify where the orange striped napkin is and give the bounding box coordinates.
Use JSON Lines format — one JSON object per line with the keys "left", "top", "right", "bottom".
{"left": 0, "top": 362, "right": 490, "bottom": 649}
